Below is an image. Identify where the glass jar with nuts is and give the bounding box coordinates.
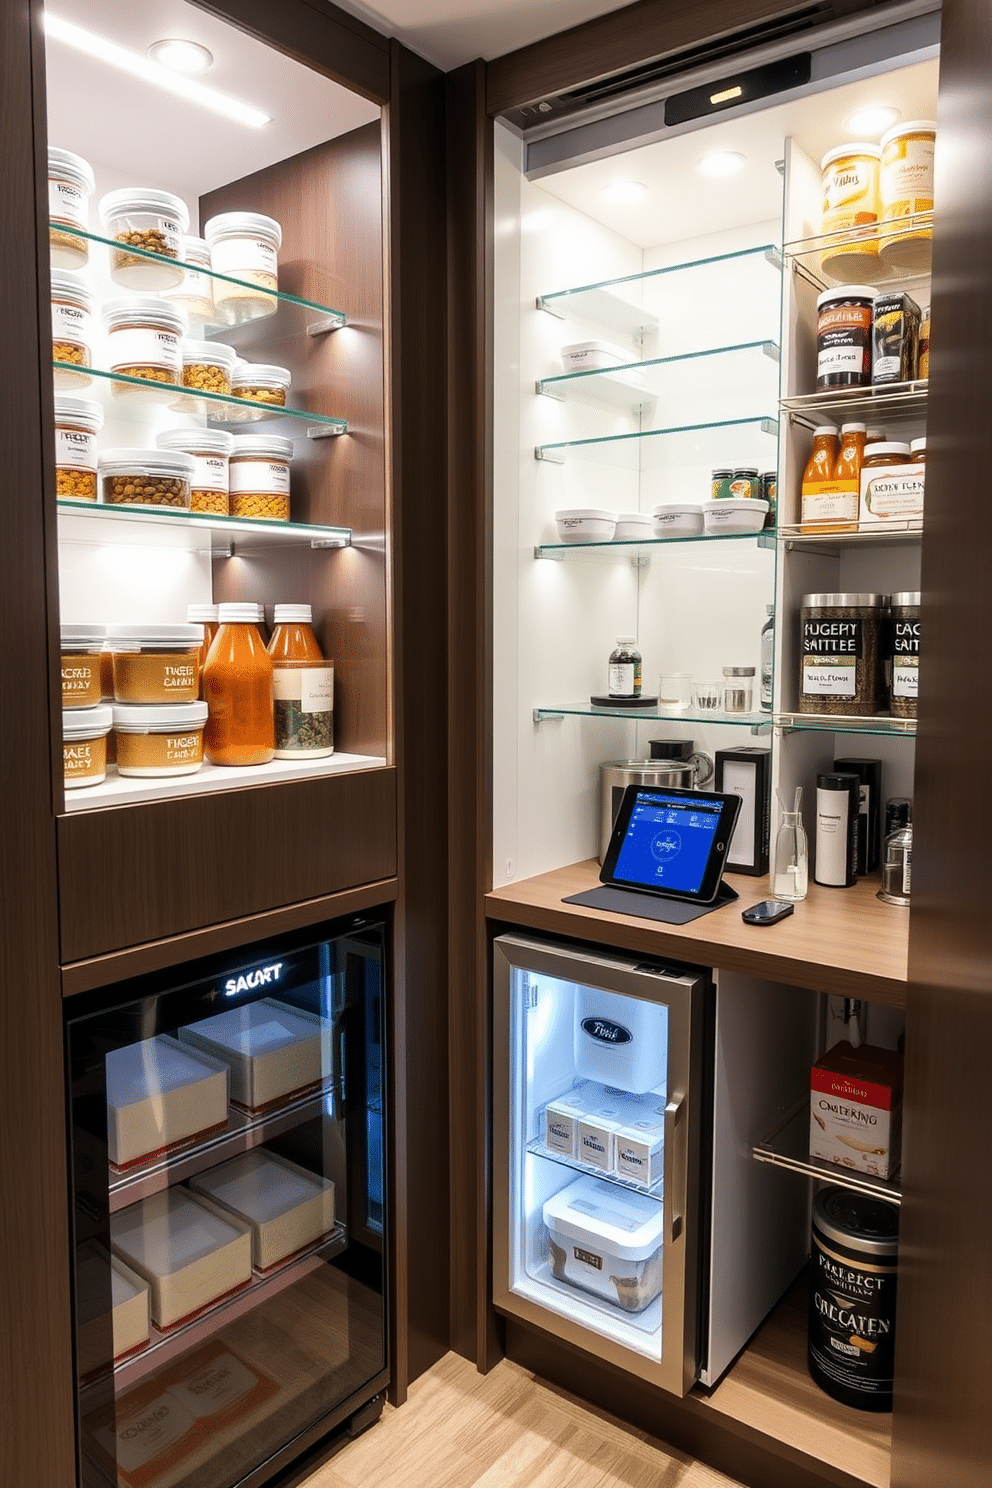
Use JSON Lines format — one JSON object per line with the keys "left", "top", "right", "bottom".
{"left": 229, "top": 360, "right": 291, "bottom": 420}
{"left": 204, "top": 211, "right": 282, "bottom": 325}
{"left": 49, "top": 148, "right": 95, "bottom": 269}
{"left": 102, "top": 297, "right": 187, "bottom": 403}
{"left": 99, "top": 186, "right": 191, "bottom": 291}
{"left": 98, "top": 448, "right": 194, "bottom": 510}
{"left": 162, "top": 235, "right": 215, "bottom": 330}
{"left": 180, "top": 339, "right": 238, "bottom": 403}
{"left": 157, "top": 427, "right": 233, "bottom": 515}
{"left": 229, "top": 435, "right": 293, "bottom": 522}
{"left": 51, "top": 270, "right": 95, "bottom": 390}
{"left": 54, "top": 395, "right": 103, "bottom": 501}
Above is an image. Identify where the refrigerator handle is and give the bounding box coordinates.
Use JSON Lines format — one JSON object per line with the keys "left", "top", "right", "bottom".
{"left": 663, "top": 1096, "right": 687, "bottom": 1243}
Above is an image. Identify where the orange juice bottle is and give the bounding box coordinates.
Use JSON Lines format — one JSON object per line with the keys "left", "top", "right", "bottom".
{"left": 802, "top": 426, "right": 839, "bottom": 486}
{"left": 187, "top": 604, "right": 219, "bottom": 699}
{"left": 202, "top": 602, "right": 274, "bottom": 766}
{"left": 833, "top": 422, "right": 867, "bottom": 481}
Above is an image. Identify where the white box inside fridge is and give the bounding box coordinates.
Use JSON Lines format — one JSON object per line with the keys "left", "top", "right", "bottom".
{"left": 110, "top": 1187, "right": 252, "bottom": 1329}
{"left": 544, "top": 1174, "right": 664, "bottom": 1313}
{"left": 177, "top": 998, "right": 330, "bottom": 1110}
{"left": 189, "top": 1149, "right": 336, "bottom": 1270}
{"left": 105, "top": 1034, "right": 230, "bottom": 1168}
{"left": 76, "top": 1242, "right": 150, "bottom": 1374}
{"left": 574, "top": 985, "right": 668, "bottom": 1094}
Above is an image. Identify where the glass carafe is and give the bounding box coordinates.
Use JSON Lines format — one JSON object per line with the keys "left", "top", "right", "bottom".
{"left": 772, "top": 809, "right": 809, "bottom": 901}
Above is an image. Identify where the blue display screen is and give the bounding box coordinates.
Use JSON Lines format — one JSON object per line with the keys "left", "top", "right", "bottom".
{"left": 612, "top": 790, "right": 725, "bottom": 894}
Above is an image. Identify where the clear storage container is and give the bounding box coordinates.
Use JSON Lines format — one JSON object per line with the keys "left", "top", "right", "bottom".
{"left": 268, "top": 603, "right": 334, "bottom": 758}
{"left": 51, "top": 270, "right": 95, "bottom": 389}
{"left": 61, "top": 624, "right": 106, "bottom": 708}
{"left": 161, "top": 235, "right": 214, "bottom": 328}
{"left": 204, "top": 211, "right": 282, "bottom": 324}
{"left": 62, "top": 704, "right": 113, "bottom": 789}
{"left": 112, "top": 701, "right": 209, "bottom": 776}
{"left": 156, "top": 428, "right": 232, "bottom": 514}
{"left": 48, "top": 147, "right": 95, "bottom": 269}
{"left": 106, "top": 624, "right": 204, "bottom": 704}
{"left": 180, "top": 338, "right": 238, "bottom": 401}
{"left": 98, "top": 186, "right": 191, "bottom": 290}
{"left": 230, "top": 359, "right": 291, "bottom": 419}
{"left": 99, "top": 448, "right": 194, "bottom": 510}
{"left": 54, "top": 395, "right": 103, "bottom": 500}
{"left": 543, "top": 1175, "right": 665, "bottom": 1313}
{"left": 102, "top": 298, "right": 187, "bottom": 401}
{"left": 229, "top": 435, "right": 293, "bottom": 521}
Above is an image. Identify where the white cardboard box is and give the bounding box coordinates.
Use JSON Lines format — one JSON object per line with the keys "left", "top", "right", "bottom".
{"left": 614, "top": 1112, "right": 666, "bottom": 1187}
{"left": 105, "top": 1035, "right": 230, "bottom": 1168}
{"left": 76, "top": 1242, "right": 151, "bottom": 1374}
{"left": 810, "top": 1040, "right": 903, "bottom": 1179}
{"left": 110, "top": 1187, "right": 252, "bottom": 1329}
{"left": 177, "top": 999, "right": 330, "bottom": 1110}
{"left": 189, "top": 1149, "right": 335, "bottom": 1270}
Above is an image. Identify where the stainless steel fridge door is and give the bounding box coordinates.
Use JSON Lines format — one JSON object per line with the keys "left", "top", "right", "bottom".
{"left": 493, "top": 931, "right": 709, "bottom": 1397}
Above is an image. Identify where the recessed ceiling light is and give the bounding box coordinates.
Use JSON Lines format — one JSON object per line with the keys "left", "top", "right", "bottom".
{"left": 601, "top": 180, "right": 648, "bottom": 205}
{"left": 148, "top": 39, "right": 214, "bottom": 76}
{"left": 44, "top": 15, "right": 271, "bottom": 128}
{"left": 846, "top": 105, "right": 901, "bottom": 137}
{"left": 698, "top": 151, "right": 747, "bottom": 178}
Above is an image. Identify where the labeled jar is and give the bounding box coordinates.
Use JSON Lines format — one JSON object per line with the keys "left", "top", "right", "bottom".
{"left": 268, "top": 604, "right": 335, "bottom": 758}
{"left": 61, "top": 625, "right": 106, "bottom": 708}
{"left": 54, "top": 395, "right": 103, "bottom": 500}
{"left": 887, "top": 591, "right": 920, "bottom": 719}
{"left": 203, "top": 602, "right": 275, "bottom": 766}
{"left": 879, "top": 120, "right": 936, "bottom": 273}
{"left": 204, "top": 212, "right": 282, "bottom": 325}
{"left": 102, "top": 297, "right": 187, "bottom": 400}
{"left": 723, "top": 665, "right": 755, "bottom": 713}
{"left": 761, "top": 471, "right": 777, "bottom": 529}
{"left": 608, "top": 637, "right": 642, "bottom": 698}
{"left": 863, "top": 441, "right": 910, "bottom": 468}
{"left": 800, "top": 593, "right": 886, "bottom": 716}
{"left": 157, "top": 428, "right": 233, "bottom": 514}
{"left": 162, "top": 235, "right": 214, "bottom": 328}
{"left": 51, "top": 270, "right": 95, "bottom": 389}
{"left": 729, "top": 467, "right": 760, "bottom": 500}
{"left": 820, "top": 144, "right": 881, "bottom": 281}
{"left": 181, "top": 339, "right": 238, "bottom": 400}
{"left": 113, "top": 702, "right": 209, "bottom": 777}
{"left": 230, "top": 360, "right": 291, "bottom": 419}
{"left": 99, "top": 449, "right": 193, "bottom": 510}
{"left": 187, "top": 604, "right": 220, "bottom": 695}
{"left": 48, "top": 148, "right": 95, "bottom": 269}
{"left": 879, "top": 817, "right": 913, "bottom": 906}
{"left": 107, "top": 624, "right": 204, "bottom": 704}
{"left": 229, "top": 435, "right": 293, "bottom": 522}
{"left": 63, "top": 705, "right": 112, "bottom": 789}
{"left": 910, "top": 437, "right": 926, "bottom": 463}
{"left": 918, "top": 306, "right": 931, "bottom": 379}
{"left": 99, "top": 187, "right": 191, "bottom": 290}
{"left": 760, "top": 607, "right": 774, "bottom": 712}
{"left": 809, "top": 1187, "right": 899, "bottom": 1411}
{"left": 711, "top": 468, "right": 733, "bottom": 500}
{"left": 816, "top": 286, "right": 876, "bottom": 390}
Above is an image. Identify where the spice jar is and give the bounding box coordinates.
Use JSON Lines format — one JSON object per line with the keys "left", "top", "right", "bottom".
{"left": 181, "top": 340, "right": 238, "bottom": 401}
{"left": 863, "top": 441, "right": 910, "bottom": 468}
{"left": 99, "top": 187, "right": 191, "bottom": 290}
{"left": 229, "top": 435, "right": 293, "bottom": 522}
{"left": 608, "top": 637, "right": 642, "bottom": 698}
{"left": 54, "top": 395, "right": 103, "bottom": 500}
{"left": 187, "top": 604, "right": 219, "bottom": 696}
{"left": 63, "top": 705, "right": 113, "bottom": 789}
{"left": 230, "top": 361, "right": 291, "bottom": 419}
{"left": 710, "top": 468, "right": 733, "bottom": 500}
{"left": 99, "top": 449, "right": 194, "bottom": 510}
{"left": 157, "top": 429, "right": 233, "bottom": 514}
{"left": 106, "top": 624, "right": 204, "bottom": 704}
{"left": 113, "top": 702, "right": 209, "bottom": 777}
{"left": 722, "top": 665, "right": 755, "bottom": 713}
{"left": 918, "top": 306, "right": 930, "bottom": 379}
{"left": 800, "top": 593, "right": 886, "bottom": 716}
{"left": 204, "top": 211, "right": 282, "bottom": 324}
{"left": 816, "top": 286, "right": 876, "bottom": 389}
{"left": 729, "top": 468, "right": 760, "bottom": 500}
{"left": 202, "top": 602, "right": 275, "bottom": 766}
{"left": 51, "top": 270, "right": 95, "bottom": 389}
{"left": 161, "top": 235, "right": 214, "bottom": 328}
{"left": 910, "top": 438, "right": 926, "bottom": 463}
{"left": 887, "top": 591, "right": 920, "bottom": 719}
{"left": 819, "top": 144, "right": 881, "bottom": 281}
{"left": 809, "top": 1187, "right": 899, "bottom": 1411}
{"left": 49, "top": 147, "right": 96, "bottom": 269}
{"left": 61, "top": 625, "right": 106, "bottom": 708}
{"left": 102, "top": 298, "right": 187, "bottom": 401}
{"left": 268, "top": 604, "right": 335, "bottom": 758}
{"left": 879, "top": 120, "right": 936, "bottom": 273}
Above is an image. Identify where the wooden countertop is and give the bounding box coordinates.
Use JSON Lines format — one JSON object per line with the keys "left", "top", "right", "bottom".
{"left": 485, "top": 861, "right": 908, "bottom": 1006}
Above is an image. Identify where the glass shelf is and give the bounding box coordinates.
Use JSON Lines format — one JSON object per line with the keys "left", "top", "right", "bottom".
{"left": 54, "top": 362, "right": 348, "bottom": 435}
{"left": 781, "top": 379, "right": 928, "bottom": 429}
{"left": 526, "top": 1138, "right": 662, "bottom": 1200}
{"left": 784, "top": 213, "right": 932, "bottom": 291}
{"left": 535, "top": 415, "right": 778, "bottom": 470}
{"left": 534, "top": 703, "right": 772, "bottom": 730}
{"left": 753, "top": 1099, "right": 901, "bottom": 1205}
{"left": 57, "top": 498, "right": 352, "bottom": 557}
{"left": 779, "top": 521, "right": 922, "bottom": 553}
{"left": 537, "top": 243, "right": 781, "bottom": 341}
{"left": 775, "top": 711, "right": 916, "bottom": 738}
{"left": 538, "top": 340, "right": 780, "bottom": 414}
{"left": 51, "top": 222, "right": 347, "bottom": 332}
{"left": 535, "top": 530, "right": 776, "bottom": 558}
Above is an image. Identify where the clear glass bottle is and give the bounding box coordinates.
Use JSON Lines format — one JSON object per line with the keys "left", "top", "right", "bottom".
{"left": 608, "top": 637, "right": 641, "bottom": 698}
{"left": 878, "top": 814, "right": 913, "bottom": 905}
{"left": 760, "top": 605, "right": 774, "bottom": 712}
{"left": 267, "top": 603, "right": 334, "bottom": 759}
{"left": 772, "top": 800, "right": 809, "bottom": 901}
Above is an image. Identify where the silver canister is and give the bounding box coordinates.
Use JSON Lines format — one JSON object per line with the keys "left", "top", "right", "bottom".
{"left": 599, "top": 757, "right": 703, "bottom": 862}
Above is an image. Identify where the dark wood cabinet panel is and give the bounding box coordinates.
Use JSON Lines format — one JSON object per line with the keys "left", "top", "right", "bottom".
{"left": 193, "top": 0, "right": 389, "bottom": 102}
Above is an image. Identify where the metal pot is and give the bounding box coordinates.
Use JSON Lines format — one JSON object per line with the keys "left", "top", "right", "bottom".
{"left": 599, "top": 754, "right": 712, "bottom": 863}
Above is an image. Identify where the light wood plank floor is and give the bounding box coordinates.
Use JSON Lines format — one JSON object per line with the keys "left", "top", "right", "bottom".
{"left": 295, "top": 1353, "right": 746, "bottom": 1488}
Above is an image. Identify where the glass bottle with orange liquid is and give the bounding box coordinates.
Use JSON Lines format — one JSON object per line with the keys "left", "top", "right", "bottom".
{"left": 202, "top": 602, "right": 274, "bottom": 766}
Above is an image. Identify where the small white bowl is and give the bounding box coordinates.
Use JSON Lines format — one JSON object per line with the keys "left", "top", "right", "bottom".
{"left": 702, "top": 498, "right": 769, "bottom": 534}
{"left": 651, "top": 502, "right": 704, "bottom": 536}
{"left": 560, "top": 340, "right": 627, "bottom": 372}
{"left": 554, "top": 508, "right": 617, "bottom": 543}
{"left": 613, "top": 512, "right": 653, "bottom": 541}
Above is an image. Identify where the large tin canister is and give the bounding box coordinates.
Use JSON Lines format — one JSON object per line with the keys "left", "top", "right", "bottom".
{"left": 809, "top": 1186, "right": 899, "bottom": 1411}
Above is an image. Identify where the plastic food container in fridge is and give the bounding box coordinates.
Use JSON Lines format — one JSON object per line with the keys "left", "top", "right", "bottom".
{"left": 112, "top": 702, "right": 209, "bottom": 777}
{"left": 229, "top": 435, "right": 293, "bottom": 521}
{"left": 104, "top": 1034, "right": 230, "bottom": 1167}
{"left": 189, "top": 1149, "right": 336, "bottom": 1270}
{"left": 109, "top": 1187, "right": 252, "bottom": 1329}
{"left": 702, "top": 498, "right": 769, "bottom": 534}
{"left": 106, "top": 624, "right": 203, "bottom": 704}
{"left": 229, "top": 360, "right": 291, "bottom": 418}
{"left": 157, "top": 427, "right": 233, "bottom": 514}
{"left": 51, "top": 271, "right": 95, "bottom": 389}
{"left": 99, "top": 186, "right": 191, "bottom": 290}
{"left": 102, "top": 298, "right": 187, "bottom": 402}
{"left": 204, "top": 211, "right": 282, "bottom": 324}
{"left": 612, "top": 512, "right": 653, "bottom": 542}
{"left": 651, "top": 503, "right": 704, "bottom": 536}
{"left": 544, "top": 1175, "right": 665, "bottom": 1313}
{"left": 48, "top": 147, "right": 95, "bottom": 268}
{"left": 177, "top": 998, "right": 330, "bottom": 1110}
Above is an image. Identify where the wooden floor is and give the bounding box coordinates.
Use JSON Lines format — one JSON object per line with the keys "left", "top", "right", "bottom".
{"left": 295, "top": 1352, "right": 746, "bottom": 1488}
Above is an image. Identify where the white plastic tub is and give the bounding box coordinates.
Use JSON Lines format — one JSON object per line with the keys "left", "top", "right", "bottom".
{"left": 554, "top": 509, "right": 616, "bottom": 544}
{"left": 62, "top": 704, "right": 113, "bottom": 789}
{"left": 574, "top": 984, "right": 668, "bottom": 1093}
{"left": 112, "top": 702, "right": 208, "bottom": 777}
{"left": 104, "top": 1034, "right": 230, "bottom": 1167}
{"left": 560, "top": 340, "right": 628, "bottom": 372}
{"left": 102, "top": 299, "right": 187, "bottom": 401}
{"left": 612, "top": 512, "right": 653, "bottom": 541}
{"left": 178, "top": 999, "right": 330, "bottom": 1110}
{"left": 544, "top": 1174, "right": 665, "bottom": 1312}
{"left": 702, "top": 497, "right": 769, "bottom": 534}
{"left": 99, "top": 187, "right": 191, "bottom": 290}
{"left": 651, "top": 503, "right": 704, "bottom": 536}
{"left": 110, "top": 1188, "right": 252, "bottom": 1329}
{"left": 204, "top": 211, "right": 282, "bottom": 324}
{"left": 190, "top": 1150, "right": 335, "bottom": 1270}
{"left": 48, "top": 147, "right": 95, "bottom": 268}
{"left": 51, "top": 271, "right": 95, "bottom": 389}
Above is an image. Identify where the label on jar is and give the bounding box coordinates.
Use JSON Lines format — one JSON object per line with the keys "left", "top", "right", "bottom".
{"left": 56, "top": 425, "right": 98, "bottom": 471}
{"left": 860, "top": 470, "right": 925, "bottom": 522}
{"left": 49, "top": 177, "right": 87, "bottom": 227}
{"left": 165, "top": 733, "right": 203, "bottom": 764}
{"left": 229, "top": 459, "right": 290, "bottom": 495}
{"left": 881, "top": 136, "right": 934, "bottom": 215}
{"left": 52, "top": 298, "right": 91, "bottom": 347}
{"left": 608, "top": 663, "right": 635, "bottom": 696}
{"left": 803, "top": 659, "right": 857, "bottom": 697}
{"left": 801, "top": 480, "right": 860, "bottom": 525}
{"left": 107, "top": 324, "right": 182, "bottom": 372}
{"left": 809, "top": 1235, "right": 897, "bottom": 1401}
{"left": 188, "top": 453, "right": 228, "bottom": 494}
{"left": 63, "top": 739, "right": 102, "bottom": 779}
{"left": 272, "top": 664, "right": 334, "bottom": 710}
{"left": 210, "top": 238, "right": 279, "bottom": 278}
{"left": 892, "top": 658, "right": 919, "bottom": 698}
{"left": 729, "top": 476, "right": 759, "bottom": 499}
{"left": 822, "top": 156, "right": 879, "bottom": 235}
{"left": 817, "top": 302, "right": 873, "bottom": 381}
{"left": 804, "top": 618, "right": 864, "bottom": 657}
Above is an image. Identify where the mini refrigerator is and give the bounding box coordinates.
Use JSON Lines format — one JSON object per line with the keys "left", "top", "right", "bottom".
{"left": 65, "top": 913, "right": 388, "bottom": 1488}
{"left": 493, "top": 933, "right": 816, "bottom": 1394}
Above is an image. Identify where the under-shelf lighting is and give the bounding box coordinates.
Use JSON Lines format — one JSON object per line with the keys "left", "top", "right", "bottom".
{"left": 601, "top": 179, "right": 648, "bottom": 205}
{"left": 846, "top": 104, "right": 900, "bottom": 137}
{"left": 698, "top": 151, "right": 747, "bottom": 178}
{"left": 44, "top": 15, "right": 271, "bottom": 128}
{"left": 148, "top": 39, "right": 214, "bottom": 75}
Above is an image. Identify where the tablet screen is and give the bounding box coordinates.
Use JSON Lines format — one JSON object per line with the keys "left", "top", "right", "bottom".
{"left": 601, "top": 787, "right": 741, "bottom": 902}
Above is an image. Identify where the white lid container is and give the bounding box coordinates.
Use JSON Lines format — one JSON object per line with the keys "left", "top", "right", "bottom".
{"left": 554, "top": 509, "right": 617, "bottom": 544}
{"left": 543, "top": 1174, "right": 665, "bottom": 1313}
{"left": 104, "top": 1033, "right": 229, "bottom": 1167}
{"left": 102, "top": 299, "right": 187, "bottom": 402}
{"left": 182, "top": 339, "right": 238, "bottom": 371}
{"left": 109, "top": 1187, "right": 252, "bottom": 1329}
{"left": 273, "top": 604, "right": 313, "bottom": 623}
{"left": 61, "top": 623, "right": 106, "bottom": 648}
{"left": 231, "top": 361, "right": 291, "bottom": 392}
{"left": 112, "top": 701, "right": 208, "bottom": 731}
{"left": 205, "top": 212, "right": 282, "bottom": 326}
{"left": 613, "top": 513, "right": 652, "bottom": 541}
{"left": 51, "top": 268, "right": 95, "bottom": 313}
{"left": 99, "top": 187, "right": 191, "bottom": 290}
{"left": 187, "top": 603, "right": 219, "bottom": 624}
{"left": 651, "top": 502, "right": 705, "bottom": 535}
{"left": 48, "top": 146, "right": 95, "bottom": 195}
{"left": 98, "top": 449, "right": 194, "bottom": 509}
{"left": 157, "top": 427, "right": 234, "bottom": 457}
{"left": 189, "top": 1149, "right": 335, "bottom": 1270}
{"left": 51, "top": 270, "right": 95, "bottom": 389}
{"left": 105, "top": 623, "right": 203, "bottom": 650}
{"left": 162, "top": 235, "right": 215, "bottom": 326}
{"left": 54, "top": 395, "right": 103, "bottom": 434}
{"left": 74, "top": 1242, "right": 151, "bottom": 1372}
{"left": 204, "top": 210, "right": 283, "bottom": 250}
{"left": 62, "top": 704, "right": 112, "bottom": 738}
{"left": 102, "top": 296, "right": 187, "bottom": 337}
{"left": 230, "top": 434, "right": 294, "bottom": 461}
{"left": 48, "top": 148, "right": 95, "bottom": 268}
{"left": 702, "top": 497, "right": 769, "bottom": 533}
{"left": 574, "top": 984, "right": 668, "bottom": 1094}
{"left": 177, "top": 998, "right": 329, "bottom": 1110}
{"left": 560, "top": 340, "right": 628, "bottom": 370}
{"left": 820, "top": 143, "right": 881, "bottom": 169}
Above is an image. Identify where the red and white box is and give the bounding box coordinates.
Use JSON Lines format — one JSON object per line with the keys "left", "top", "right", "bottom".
{"left": 810, "top": 1040, "right": 903, "bottom": 1180}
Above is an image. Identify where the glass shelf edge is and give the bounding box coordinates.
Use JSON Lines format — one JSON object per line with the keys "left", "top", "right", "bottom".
{"left": 753, "top": 1101, "right": 901, "bottom": 1204}
{"left": 535, "top": 414, "right": 778, "bottom": 459}
{"left": 774, "top": 711, "right": 916, "bottom": 737}
{"left": 525, "top": 1139, "right": 663, "bottom": 1199}
{"left": 535, "top": 530, "right": 776, "bottom": 557}
{"left": 538, "top": 339, "right": 782, "bottom": 394}
{"left": 54, "top": 362, "right": 348, "bottom": 431}
{"left": 538, "top": 242, "right": 782, "bottom": 307}
{"left": 56, "top": 498, "right": 352, "bottom": 548}
{"left": 534, "top": 705, "right": 773, "bottom": 731}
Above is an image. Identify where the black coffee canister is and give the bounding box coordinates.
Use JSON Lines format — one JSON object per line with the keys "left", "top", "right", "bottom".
{"left": 809, "top": 1186, "right": 899, "bottom": 1411}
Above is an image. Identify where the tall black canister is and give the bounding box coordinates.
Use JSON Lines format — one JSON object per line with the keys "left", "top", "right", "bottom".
{"left": 809, "top": 1186, "right": 899, "bottom": 1410}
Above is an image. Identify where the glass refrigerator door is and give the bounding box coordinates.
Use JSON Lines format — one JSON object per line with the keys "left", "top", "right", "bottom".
{"left": 493, "top": 933, "right": 709, "bottom": 1397}
{"left": 66, "top": 917, "right": 387, "bottom": 1488}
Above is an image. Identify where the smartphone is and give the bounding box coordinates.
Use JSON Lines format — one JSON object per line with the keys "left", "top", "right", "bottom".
{"left": 741, "top": 899, "right": 795, "bottom": 926}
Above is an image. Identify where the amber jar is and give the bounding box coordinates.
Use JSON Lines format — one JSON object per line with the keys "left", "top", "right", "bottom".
{"left": 863, "top": 442, "right": 911, "bottom": 468}
{"left": 61, "top": 624, "right": 105, "bottom": 708}
{"left": 187, "top": 604, "right": 220, "bottom": 697}
{"left": 267, "top": 604, "right": 334, "bottom": 759}
{"left": 203, "top": 602, "right": 274, "bottom": 766}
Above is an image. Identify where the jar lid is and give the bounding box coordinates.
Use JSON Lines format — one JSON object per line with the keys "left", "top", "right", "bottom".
{"left": 723, "top": 666, "right": 755, "bottom": 677}
{"left": 230, "top": 435, "right": 294, "bottom": 460}
{"left": 802, "top": 593, "right": 887, "bottom": 608}
{"left": 51, "top": 268, "right": 96, "bottom": 309}
{"left": 112, "top": 701, "right": 208, "bottom": 731}
{"left": 231, "top": 360, "right": 292, "bottom": 388}
{"left": 157, "top": 427, "right": 234, "bottom": 457}
{"left": 187, "top": 603, "right": 219, "bottom": 623}
{"left": 49, "top": 146, "right": 95, "bottom": 194}
{"left": 866, "top": 428, "right": 885, "bottom": 441}
{"left": 761, "top": 470, "right": 777, "bottom": 479}
{"left": 182, "top": 339, "right": 239, "bottom": 368}
{"left": 710, "top": 468, "right": 733, "bottom": 477}
{"left": 732, "top": 467, "right": 760, "bottom": 476}
{"left": 816, "top": 285, "right": 877, "bottom": 309}
{"left": 812, "top": 425, "right": 838, "bottom": 436}
{"left": 890, "top": 591, "right": 921, "bottom": 606}
{"left": 62, "top": 704, "right": 113, "bottom": 737}
{"left": 821, "top": 143, "right": 881, "bottom": 168}
{"left": 181, "top": 235, "right": 211, "bottom": 266}
{"left": 615, "top": 636, "right": 637, "bottom": 646}
{"left": 106, "top": 623, "right": 204, "bottom": 645}
{"left": 813, "top": 1186, "right": 899, "bottom": 1256}
{"left": 218, "top": 601, "right": 264, "bottom": 624}
{"left": 865, "top": 442, "right": 911, "bottom": 458}
{"left": 99, "top": 187, "right": 191, "bottom": 231}
{"left": 54, "top": 394, "right": 104, "bottom": 432}
{"left": 880, "top": 119, "right": 936, "bottom": 149}
{"left": 98, "top": 448, "right": 196, "bottom": 478}
{"left": 839, "top": 422, "right": 867, "bottom": 433}
{"left": 61, "top": 623, "right": 106, "bottom": 646}
{"left": 555, "top": 508, "right": 615, "bottom": 520}
{"left": 102, "top": 296, "right": 188, "bottom": 335}
{"left": 204, "top": 211, "right": 283, "bottom": 249}
{"left": 273, "top": 604, "right": 313, "bottom": 622}
{"left": 910, "top": 437, "right": 927, "bottom": 453}
{"left": 651, "top": 502, "right": 704, "bottom": 514}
